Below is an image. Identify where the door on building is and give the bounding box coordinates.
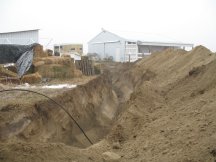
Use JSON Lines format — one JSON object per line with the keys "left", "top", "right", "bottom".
{"left": 115, "top": 48, "right": 120, "bottom": 62}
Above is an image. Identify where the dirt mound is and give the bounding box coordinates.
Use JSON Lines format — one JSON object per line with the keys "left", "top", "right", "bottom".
{"left": 135, "top": 45, "right": 215, "bottom": 88}
{"left": 104, "top": 46, "right": 216, "bottom": 162}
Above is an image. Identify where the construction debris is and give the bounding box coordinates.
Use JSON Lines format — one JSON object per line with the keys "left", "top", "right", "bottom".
{"left": 0, "top": 44, "right": 38, "bottom": 77}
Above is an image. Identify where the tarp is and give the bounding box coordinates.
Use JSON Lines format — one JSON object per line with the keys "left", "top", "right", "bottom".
{"left": 0, "top": 43, "right": 38, "bottom": 77}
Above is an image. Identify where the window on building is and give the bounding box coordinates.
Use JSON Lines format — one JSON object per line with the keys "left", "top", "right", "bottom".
{"left": 127, "top": 42, "right": 136, "bottom": 44}
{"left": 54, "top": 46, "right": 62, "bottom": 49}
{"left": 71, "top": 48, "right": 75, "bottom": 51}
{"left": 80, "top": 48, "right": 83, "bottom": 50}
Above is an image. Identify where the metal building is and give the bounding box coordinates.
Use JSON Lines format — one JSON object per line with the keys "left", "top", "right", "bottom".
{"left": 88, "top": 29, "right": 194, "bottom": 62}
{"left": 0, "top": 29, "right": 39, "bottom": 45}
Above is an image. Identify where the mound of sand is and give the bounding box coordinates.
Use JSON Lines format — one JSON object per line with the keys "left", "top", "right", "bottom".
{"left": 105, "top": 45, "right": 216, "bottom": 162}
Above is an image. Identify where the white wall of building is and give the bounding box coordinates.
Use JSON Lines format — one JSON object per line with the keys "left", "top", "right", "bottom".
{"left": 88, "top": 30, "right": 194, "bottom": 62}
{"left": 0, "top": 30, "right": 39, "bottom": 45}
{"left": 88, "top": 30, "right": 126, "bottom": 62}
{"left": 125, "top": 43, "right": 138, "bottom": 62}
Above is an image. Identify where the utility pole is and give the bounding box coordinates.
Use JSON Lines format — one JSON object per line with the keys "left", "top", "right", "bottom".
{"left": 58, "top": 44, "right": 61, "bottom": 56}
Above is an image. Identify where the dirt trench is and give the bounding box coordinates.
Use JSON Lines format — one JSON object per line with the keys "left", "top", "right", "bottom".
{"left": 0, "top": 72, "right": 119, "bottom": 148}
{"left": 2, "top": 46, "right": 216, "bottom": 162}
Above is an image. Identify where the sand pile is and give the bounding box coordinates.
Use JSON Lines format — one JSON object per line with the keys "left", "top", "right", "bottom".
{"left": 112, "top": 46, "right": 215, "bottom": 102}
{"left": 103, "top": 46, "right": 216, "bottom": 162}
{"left": 128, "top": 46, "right": 214, "bottom": 87}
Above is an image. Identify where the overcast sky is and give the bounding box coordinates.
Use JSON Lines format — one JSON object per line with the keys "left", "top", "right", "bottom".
{"left": 0, "top": 0, "right": 215, "bottom": 52}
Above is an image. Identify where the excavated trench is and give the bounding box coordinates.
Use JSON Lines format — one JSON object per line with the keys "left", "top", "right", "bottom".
{"left": 0, "top": 61, "right": 156, "bottom": 150}
{"left": 2, "top": 46, "right": 216, "bottom": 161}
{"left": 0, "top": 71, "right": 128, "bottom": 148}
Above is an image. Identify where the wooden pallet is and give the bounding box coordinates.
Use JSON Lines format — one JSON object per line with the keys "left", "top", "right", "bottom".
{"left": 75, "top": 57, "right": 95, "bottom": 76}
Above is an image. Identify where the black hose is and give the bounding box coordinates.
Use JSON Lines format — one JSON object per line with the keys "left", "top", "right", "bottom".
{"left": 0, "top": 88, "right": 93, "bottom": 145}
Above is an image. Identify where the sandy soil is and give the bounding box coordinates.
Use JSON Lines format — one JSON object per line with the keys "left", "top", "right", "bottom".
{"left": 1, "top": 45, "right": 216, "bottom": 162}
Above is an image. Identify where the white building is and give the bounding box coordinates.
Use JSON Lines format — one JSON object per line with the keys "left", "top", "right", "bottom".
{"left": 0, "top": 29, "right": 39, "bottom": 45}
{"left": 88, "top": 29, "right": 194, "bottom": 62}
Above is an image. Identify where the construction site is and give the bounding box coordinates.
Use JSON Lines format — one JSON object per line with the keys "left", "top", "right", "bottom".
{"left": 0, "top": 43, "right": 216, "bottom": 162}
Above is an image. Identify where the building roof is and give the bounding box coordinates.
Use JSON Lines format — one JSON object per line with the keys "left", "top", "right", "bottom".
{"left": 137, "top": 41, "right": 193, "bottom": 47}
{"left": 0, "top": 29, "right": 40, "bottom": 34}
{"left": 54, "top": 43, "right": 83, "bottom": 46}
{"left": 90, "top": 29, "right": 193, "bottom": 47}
{"left": 114, "top": 30, "right": 193, "bottom": 46}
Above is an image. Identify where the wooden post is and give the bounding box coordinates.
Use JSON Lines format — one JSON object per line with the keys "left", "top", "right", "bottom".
{"left": 129, "top": 54, "right": 131, "bottom": 63}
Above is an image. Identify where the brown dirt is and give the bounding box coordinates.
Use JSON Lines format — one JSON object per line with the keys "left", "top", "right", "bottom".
{"left": 0, "top": 74, "right": 119, "bottom": 147}
{"left": 0, "top": 83, "right": 9, "bottom": 90}
{"left": 104, "top": 45, "right": 216, "bottom": 162}
{"left": 1, "top": 45, "right": 216, "bottom": 162}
